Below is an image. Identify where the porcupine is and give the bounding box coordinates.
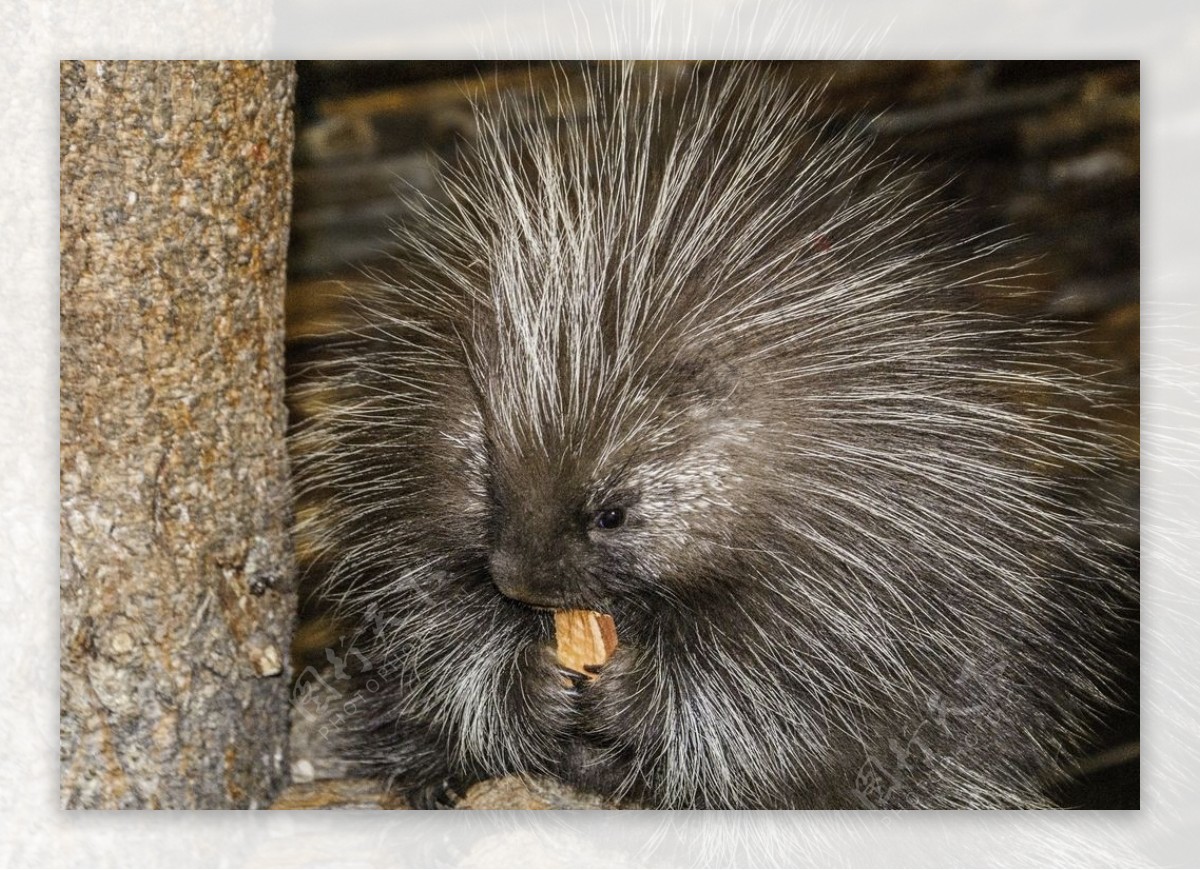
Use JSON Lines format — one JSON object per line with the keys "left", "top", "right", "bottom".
{"left": 289, "top": 62, "right": 1134, "bottom": 809}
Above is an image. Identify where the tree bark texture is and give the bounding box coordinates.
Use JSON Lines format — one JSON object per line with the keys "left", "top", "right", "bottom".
{"left": 60, "top": 61, "right": 297, "bottom": 809}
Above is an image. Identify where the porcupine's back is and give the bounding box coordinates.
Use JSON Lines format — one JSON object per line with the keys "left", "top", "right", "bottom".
{"left": 289, "top": 62, "right": 1134, "bottom": 808}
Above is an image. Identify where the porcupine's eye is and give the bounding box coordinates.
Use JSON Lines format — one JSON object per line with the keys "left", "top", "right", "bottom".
{"left": 592, "top": 508, "right": 626, "bottom": 530}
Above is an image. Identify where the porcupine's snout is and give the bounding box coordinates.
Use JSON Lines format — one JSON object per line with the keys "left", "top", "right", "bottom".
{"left": 487, "top": 503, "right": 588, "bottom": 610}
{"left": 488, "top": 548, "right": 564, "bottom": 609}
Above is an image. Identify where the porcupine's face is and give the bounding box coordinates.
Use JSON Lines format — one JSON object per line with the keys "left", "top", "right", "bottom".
{"left": 474, "top": 349, "right": 753, "bottom": 614}
{"left": 483, "top": 448, "right": 641, "bottom": 612}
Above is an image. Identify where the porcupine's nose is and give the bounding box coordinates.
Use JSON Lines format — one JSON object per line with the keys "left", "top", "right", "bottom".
{"left": 488, "top": 549, "right": 564, "bottom": 609}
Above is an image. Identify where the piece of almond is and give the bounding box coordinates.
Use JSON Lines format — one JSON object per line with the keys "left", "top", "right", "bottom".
{"left": 554, "top": 609, "right": 618, "bottom": 679}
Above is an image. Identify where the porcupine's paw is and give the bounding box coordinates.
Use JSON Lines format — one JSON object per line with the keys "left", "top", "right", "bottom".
{"left": 406, "top": 776, "right": 466, "bottom": 810}
{"left": 583, "top": 641, "right": 636, "bottom": 681}
{"left": 576, "top": 645, "right": 647, "bottom": 728}
{"left": 508, "top": 644, "right": 584, "bottom": 724}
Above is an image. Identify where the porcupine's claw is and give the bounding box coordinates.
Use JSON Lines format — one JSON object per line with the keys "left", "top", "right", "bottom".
{"left": 407, "top": 776, "right": 464, "bottom": 810}
{"left": 560, "top": 663, "right": 607, "bottom": 699}
{"left": 562, "top": 668, "right": 590, "bottom": 697}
